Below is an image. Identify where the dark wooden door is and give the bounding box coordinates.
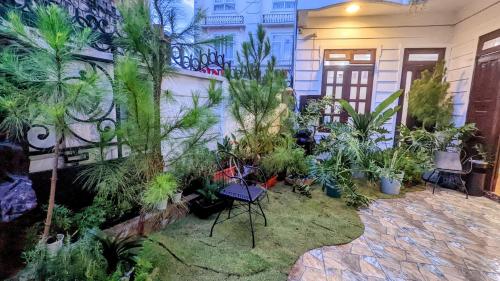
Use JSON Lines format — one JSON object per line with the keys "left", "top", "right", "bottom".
{"left": 467, "top": 29, "right": 500, "bottom": 193}
{"left": 321, "top": 49, "right": 375, "bottom": 126}
{"left": 396, "top": 48, "right": 446, "bottom": 129}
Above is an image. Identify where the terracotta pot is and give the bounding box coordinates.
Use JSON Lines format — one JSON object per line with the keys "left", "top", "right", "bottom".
{"left": 213, "top": 166, "right": 236, "bottom": 182}
{"left": 264, "top": 175, "right": 278, "bottom": 189}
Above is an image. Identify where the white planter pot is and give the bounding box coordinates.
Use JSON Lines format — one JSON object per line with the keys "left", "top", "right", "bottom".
{"left": 172, "top": 192, "right": 182, "bottom": 204}
{"left": 156, "top": 199, "right": 169, "bottom": 210}
{"left": 380, "top": 177, "right": 401, "bottom": 195}
{"left": 46, "top": 234, "right": 64, "bottom": 256}
{"left": 351, "top": 164, "right": 366, "bottom": 179}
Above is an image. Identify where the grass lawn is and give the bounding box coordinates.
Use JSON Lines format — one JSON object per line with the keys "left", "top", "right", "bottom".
{"left": 356, "top": 180, "right": 426, "bottom": 200}
{"left": 141, "top": 183, "right": 364, "bottom": 281}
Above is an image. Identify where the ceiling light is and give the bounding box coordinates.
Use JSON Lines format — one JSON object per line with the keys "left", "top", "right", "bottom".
{"left": 346, "top": 3, "right": 360, "bottom": 14}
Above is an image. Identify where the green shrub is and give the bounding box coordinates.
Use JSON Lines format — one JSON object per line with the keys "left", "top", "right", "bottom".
{"left": 171, "top": 147, "right": 217, "bottom": 189}
{"left": 142, "top": 173, "right": 178, "bottom": 208}
{"left": 408, "top": 61, "right": 453, "bottom": 129}
{"left": 261, "top": 143, "right": 307, "bottom": 177}
{"left": 21, "top": 233, "right": 108, "bottom": 280}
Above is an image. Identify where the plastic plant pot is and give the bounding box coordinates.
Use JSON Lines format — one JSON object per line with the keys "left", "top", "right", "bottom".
{"left": 264, "top": 175, "right": 278, "bottom": 189}
{"left": 324, "top": 181, "right": 342, "bottom": 198}
{"left": 380, "top": 177, "right": 401, "bottom": 195}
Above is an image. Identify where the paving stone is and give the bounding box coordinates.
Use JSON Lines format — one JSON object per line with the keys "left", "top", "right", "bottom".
{"left": 289, "top": 188, "right": 500, "bottom": 281}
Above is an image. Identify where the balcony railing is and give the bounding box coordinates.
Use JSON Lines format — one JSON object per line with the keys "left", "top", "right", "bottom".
{"left": 203, "top": 16, "right": 244, "bottom": 26}
{"left": 262, "top": 13, "right": 295, "bottom": 24}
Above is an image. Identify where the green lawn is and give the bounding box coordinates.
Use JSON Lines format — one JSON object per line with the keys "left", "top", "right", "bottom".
{"left": 141, "top": 183, "right": 364, "bottom": 281}
{"left": 356, "top": 180, "right": 426, "bottom": 200}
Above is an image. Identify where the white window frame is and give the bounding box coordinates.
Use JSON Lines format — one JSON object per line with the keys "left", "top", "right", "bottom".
{"left": 270, "top": 33, "right": 293, "bottom": 66}
{"left": 213, "top": 33, "right": 236, "bottom": 62}
{"left": 214, "top": 0, "right": 235, "bottom": 13}
{"left": 272, "top": 0, "right": 296, "bottom": 11}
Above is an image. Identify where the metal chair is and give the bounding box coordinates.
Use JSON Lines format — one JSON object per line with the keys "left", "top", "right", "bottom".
{"left": 210, "top": 151, "right": 268, "bottom": 248}
{"left": 427, "top": 151, "right": 474, "bottom": 199}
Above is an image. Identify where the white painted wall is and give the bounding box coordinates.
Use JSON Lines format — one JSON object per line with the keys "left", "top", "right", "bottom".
{"left": 447, "top": 0, "right": 500, "bottom": 126}
{"left": 29, "top": 67, "right": 235, "bottom": 173}
{"left": 295, "top": 12, "right": 455, "bottom": 146}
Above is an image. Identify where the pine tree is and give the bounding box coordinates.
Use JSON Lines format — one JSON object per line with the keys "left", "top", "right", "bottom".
{"left": 408, "top": 60, "right": 453, "bottom": 129}
{"left": 0, "top": 5, "right": 102, "bottom": 240}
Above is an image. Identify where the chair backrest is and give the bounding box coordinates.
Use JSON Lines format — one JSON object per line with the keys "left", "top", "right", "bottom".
{"left": 434, "top": 151, "right": 463, "bottom": 171}
{"left": 214, "top": 151, "right": 246, "bottom": 184}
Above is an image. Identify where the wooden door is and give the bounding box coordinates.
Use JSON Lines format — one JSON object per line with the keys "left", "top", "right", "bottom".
{"left": 467, "top": 29, "right": 500, "bottom": 193}
{"left": 321, "top": 49, "right": 375, "bottom": 126}
{"left": 396, "top": 48, "right": 446, "bottom": 129}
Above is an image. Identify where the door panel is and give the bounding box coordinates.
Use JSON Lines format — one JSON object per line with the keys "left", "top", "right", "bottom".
{"left": 321, "top": 49, "right": 375, "bottom": 127}
{"left": 467, "top": 29, "right": 500, "bottom": 193}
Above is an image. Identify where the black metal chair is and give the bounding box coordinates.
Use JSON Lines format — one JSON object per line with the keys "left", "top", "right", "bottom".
{"left": 210, "top": 151, "right": 268, "bottom": 248}
{"left": 426, "top": 151, "right": 474, "bottom": 199}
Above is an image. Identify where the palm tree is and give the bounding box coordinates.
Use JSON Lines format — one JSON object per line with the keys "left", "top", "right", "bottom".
{"left": 0, "top": 5, "right": 102, "bottom": 240}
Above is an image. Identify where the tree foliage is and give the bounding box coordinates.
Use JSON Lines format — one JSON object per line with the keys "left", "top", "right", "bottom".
{"left": 0, "top": 4, "right": 102, "bottom": 239}
{"left": 225, "top": 25, "right": 289, "bottom": 162}
{"left": 408, "top": 60, "right": 453, "bottom": 128}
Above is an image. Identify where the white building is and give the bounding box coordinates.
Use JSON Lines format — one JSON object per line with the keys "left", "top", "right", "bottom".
{"left": 294, "top": 0, "right": 500, "bottom": 193}
{"left": 194, "top": 0, "right": 296, "bottom": 71}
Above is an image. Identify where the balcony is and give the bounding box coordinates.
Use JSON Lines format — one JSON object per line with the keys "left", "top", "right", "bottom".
{"left": 262, "top": 13, "right": 295, "bottom": 25}
{"left": 202, "top": 16, "right": 245, "bottom": 27}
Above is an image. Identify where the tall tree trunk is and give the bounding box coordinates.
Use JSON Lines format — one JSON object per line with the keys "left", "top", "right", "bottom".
{"left": 42, "top": 135, "right": 60, "bottom": 240}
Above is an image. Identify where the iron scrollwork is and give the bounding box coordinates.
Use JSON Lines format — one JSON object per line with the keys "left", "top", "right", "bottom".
{"left": 171, "top": 45, "right": 231, "bottom": 75}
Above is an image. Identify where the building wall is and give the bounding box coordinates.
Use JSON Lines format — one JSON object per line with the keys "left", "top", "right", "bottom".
{"left": 447, "top": 0, "right": 500, "bottom": 126}
{"left": 295, "top": 12, "right": 455, "bottom": 145}
{"left": 295, "top": 1, "right": 500, "bottom": 144}
{"left": 194, "top": 0, "right": 296, "bottom": 69}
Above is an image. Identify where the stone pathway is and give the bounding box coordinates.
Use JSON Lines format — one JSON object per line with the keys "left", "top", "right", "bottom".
{"left": 288, "top": 187, "right": 500, "bottom": 281}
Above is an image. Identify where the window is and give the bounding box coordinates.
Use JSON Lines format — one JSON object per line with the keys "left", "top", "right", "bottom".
{"left": 272, "top": 0, "right": 296, "bottom": 10}
{"left": 214, "top": 0, "right": 235, "bottom": 12}
{"left": 271, "top": 34, "right": 293, "bottom": 66}
{"left": 214, "top": 35, "right": 235, "bottom": 61}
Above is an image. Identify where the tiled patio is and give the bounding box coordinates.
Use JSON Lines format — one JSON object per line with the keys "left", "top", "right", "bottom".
{"left": 288, "top": 187, "right": 500, "bottom": 281}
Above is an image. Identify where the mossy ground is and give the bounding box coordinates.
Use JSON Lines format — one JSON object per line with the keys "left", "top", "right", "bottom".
{"left": 141, "top": 183, "right": 364, "bottom": 281}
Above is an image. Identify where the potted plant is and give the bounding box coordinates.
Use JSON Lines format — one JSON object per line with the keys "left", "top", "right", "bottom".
{"left": 375, "top": 149, "right": 405, "bottom": 195}
{"left": 308, "top": 159, "right": 342, "bottom": 198}
{"left": 142, "top": 173, "right": 178, "bottom": 211}
{"left": 262, "top": 142, "right": 309, "bottom": 185}
{"left": 172, "top": 147, "right": 217, "bottom": 196}
{"left": 191, "top": 180, "right": 228, "bottom": 219}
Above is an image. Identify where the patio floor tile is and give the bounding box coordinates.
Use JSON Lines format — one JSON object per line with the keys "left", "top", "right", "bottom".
{"left": 289, "top": 187, "right": 500, "bottom": 280}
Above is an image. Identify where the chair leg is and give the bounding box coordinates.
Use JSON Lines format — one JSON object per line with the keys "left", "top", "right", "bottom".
{"left": 209, "top": 207, "right": 224, "bottom": 237}
{"left": 227, "top": 200, "right": 234, "bottom": 219}
{"left": 257, "top": 200, "right": 267, "bottom": 227}
{"left": 433, "top": 172, "right": 441, "bottom": 195}
{"left": 460, "top": 177, "right": 469, "bottom": 199}
{"left": 248, "top": 202, "right": 255, "bottom": 248}
{"left": 426, "top": 170, "right": 436, "bottom": 188}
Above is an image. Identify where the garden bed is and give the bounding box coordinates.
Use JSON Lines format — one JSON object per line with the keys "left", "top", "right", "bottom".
{"left": 140, "top": 184, "right": 364, "bottom": 281}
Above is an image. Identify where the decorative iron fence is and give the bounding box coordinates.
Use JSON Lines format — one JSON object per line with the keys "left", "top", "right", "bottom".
{"left": 0, "top": 0, "right": 234, "bottom": 169}
{"left": 0, "top": 0, "right": 122, "bottom": 167}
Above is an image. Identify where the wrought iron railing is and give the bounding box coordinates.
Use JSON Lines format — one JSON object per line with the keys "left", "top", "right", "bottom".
{"left": 203, "top": 15, "right": 244, "bottom": 26}
{"left": 171, "top": 46, "right": 231, "bottom": 74}
{"left": 0, "top": 0, "right": 120, "bottom": 52}
{"left": 0, "top": 0, "right": 233, "bottom": 164}
{"left": 262, "top": 13, "right": 295, "bottom": 24}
